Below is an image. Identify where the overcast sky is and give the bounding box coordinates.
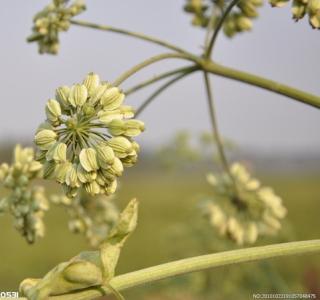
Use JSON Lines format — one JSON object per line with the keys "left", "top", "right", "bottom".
{"left": 0, "top": 1, "right": 319, "bottom": 154}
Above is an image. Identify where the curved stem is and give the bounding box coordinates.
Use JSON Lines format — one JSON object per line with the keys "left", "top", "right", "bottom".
{"left": 135, "top": 69, "right": 197, "bottom": 117}
{"left": 125, "top": 65, "right": 197, "bottom": 96}
{"left": 205, "top": 0, "right": 241, "bottom": 58}
{"left": 112, "top": 53, "right": 197, "bottom": 86}
{"left": 41, "top": 240, "right": 320, "bottom": 300}
{"left": 201, "top": 60, "right": 320, "bottom": 109}
{"left": 203, "top": 72, "right": 236, "bottom": 187}
{"left": 70, "top": 19, "right": 191, "bottom": 55}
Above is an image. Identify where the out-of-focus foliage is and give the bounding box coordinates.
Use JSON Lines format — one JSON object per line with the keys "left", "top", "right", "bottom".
{"left": 202, "top": 162, "right": 287, "bottom": 245}
{"left": 51, "top": 192, "right": 119, "bottom": 248}
{"left": 0, "top": 145, "right": 48, "bottom": 243}
{"left": 156, "top": 131, "right": 235, "bottom": 170}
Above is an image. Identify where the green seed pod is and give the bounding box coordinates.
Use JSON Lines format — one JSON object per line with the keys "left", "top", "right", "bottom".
{"left": 95, "top": 144, "right": 115, "bottom": 168}
{"left": 84, "top": 181, "right": 101, "bottom": 195}
{"left": 46, "top": 99, "right": 62, "bottom": 124}
{"left": 83, "top": 72, "right": 100, "bottom": 96}
{"left": 107, "top": 119, "right": 126, "bottom": 136}
{"left": 123, "top": 120, "right": 145, "bottom": 137}
{"left": 107, "top": 137, "right": 133, "bottom": 158}
{"left": 105, "top": 179, "right": 117, "bottom": 195}
{"left": 238, "top": 1, "right": 258, "bottom": 18}
{"left": 66, "top": 164, "right": 80, "bottom": 188}
{"left": 46, "top": 142, "right": 67, "bottom": 162}
{"left": 98, "top": 109, "right": 123, "bottom": 124}
{"left": 55, "top": 86, "right": 70, "bottom": 110}
{"left": 34, "top": 129, "right": 57, "bottom": 150}
{"left": 76, "top": 164, "right": 97, "bottom": 183}
{"left": 308, "top": 0, "right": 320, "bottom": 27}
{"left": 79, "top": 148, "right": 99, "bottom": 172}
{"left": 107, "top": 157, "right": 124, "bottom": 177}
{"left": 55, "top": 162, "right": 72, "bottom": 183}
{"left": 292, "top": 0, "right": 307, "bottom": 20}
{"left": 89, "top": 83, "right": 110, "bottom": 105}
{"left": 236, "top": 15, "right": 253, "bottom": 31}
{"left": 100, "top": 87, "right": 125, "bottom": 110}
{"left": 69, "top": 84, "right": 88, "bottom": 107}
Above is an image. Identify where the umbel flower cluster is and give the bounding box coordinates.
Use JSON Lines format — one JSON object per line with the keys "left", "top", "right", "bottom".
{"left": 51, "top": 192, "right": 119, "bottom": 247}
{"left": 27, "top": 0, "right": 86, "bottom": 54}
{"left": 0, "top": 145, "right": 49, "bottom": 243}
{"left": 269, "top": 0, "right": 320, "bottom": 28}
{"left": 202, "top": 163, "right": 287, "bottom": 245}
{"left": 184, "top": 0, "right": 263, "bottom": 37}
{"left": 34, "top": 73, "right": 144, "bottom": 199}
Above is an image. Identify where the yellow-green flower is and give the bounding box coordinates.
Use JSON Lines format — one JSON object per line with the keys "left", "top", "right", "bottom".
{"left": 269, "top": 0, "right": 320, "bottom": 28}
{"left": 34, "top": 73, "right": 145, "bottom": 198}
{"left": 202, "top": 162, "right": 287, "bottom": 245}
{"left": 27, "top": 0, "right": 86, "bottom": 54}
{"left": 184, "top": 0, "right": 263, "bottom": 37}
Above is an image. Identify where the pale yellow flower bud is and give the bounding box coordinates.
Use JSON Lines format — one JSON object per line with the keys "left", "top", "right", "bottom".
{"left": 108, "top": 137, "right": 133, "bottom": 158}
{"left": 83, "top": 72, "right": 100, "bottom": 96}
{"left": 79, "top": 148, "right": 99, "bottom": 172}
{"left": 46, "top": 99, "right": 61, "bottom": 124}
{"left": 55, "top": 86, "right": 70, "bottom": 109}
{"left": 95, "top": 144, "right": 115, "bottom": 169}
{"left": 34, "top": 129, "right": 57, "bottom": 150}
{"left": 46, "top": 142, "right": 67, "bottom": 162}
{"left": 69, "top": 84, "right": 88, "bottom": 107}
{"left": 100, "top": 87, "right": 125, "bottom": 110}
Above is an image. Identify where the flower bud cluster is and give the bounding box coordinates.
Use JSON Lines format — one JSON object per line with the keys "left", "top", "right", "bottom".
{"left": 0, "top": 145, "right": 49, "bottom": 243}
{"left": 202, "top": 162, "right": 287, "bottom": 245}
{"left": 27, "top": 0, "right": 86, "bottom": 54}
{"left": 51, "top": 192, "right": 119, "bottom": 247}
{"left": 270, "top": 0, "right": 320, "bottom": 29}
{"left": 34, "top": 73, "right": 144, "bottom": 199}
{"left": 183, "top": 0, "right": 263, "bottom": 37}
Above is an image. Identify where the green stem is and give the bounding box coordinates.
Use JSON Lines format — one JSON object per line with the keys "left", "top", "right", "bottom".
{"left": 135, "top": 69, "right": 197, "bottom": 117}
{"left": 125, "top": 65, "right": 197, "bottom": 96}
{"left": 205, "top": 0, "right": 241, "bottom": 58}
{"left": 203, "top": 72, "right": 236, "bottom": 186}
{"left": 70, "top": 19, "right": 190, "bottom": 55}
{"left": 112, "top": 53, "right": 196, "bottom": 86}
{"left": 202, "top": 61, "right": 320, "bottom": 108}
{"left": 39, "top": 240, "right": 320, "bottom": 300}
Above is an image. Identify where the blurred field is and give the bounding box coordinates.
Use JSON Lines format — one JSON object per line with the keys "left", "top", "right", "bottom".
{"left": 0, "top": 164, "right": 319, "bottom": 299}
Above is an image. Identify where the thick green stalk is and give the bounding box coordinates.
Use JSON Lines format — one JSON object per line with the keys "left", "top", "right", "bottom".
{"left": 202, "top": 61, "right": 320, "bottom": 108}
{"left": 37, "top": 240, "right": 320, "bottom": 300}
{"left": 135, "top": 69, "right": 197, "bottom": 116}
{"left": 112, "top": 53, "right": 197, "bottom": 86}
{"left": 125, "top": 65, "right": 197, "bottom": 96}
{"left": 70, "top": 19, "right": 191, "bottom": 55}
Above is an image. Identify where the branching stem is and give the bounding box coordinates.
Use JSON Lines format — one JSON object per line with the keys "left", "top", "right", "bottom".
{"left": 125, "top": 65, "right": 197, "bottom": 96}
{"left": 70, "top": 19, "right": 191, "bottom": 55}
{"left": 112, "top": 53, "right": 197, "bottom": 86}
{"left": 135, "top": 68, "right": 198, "bottom": 117}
